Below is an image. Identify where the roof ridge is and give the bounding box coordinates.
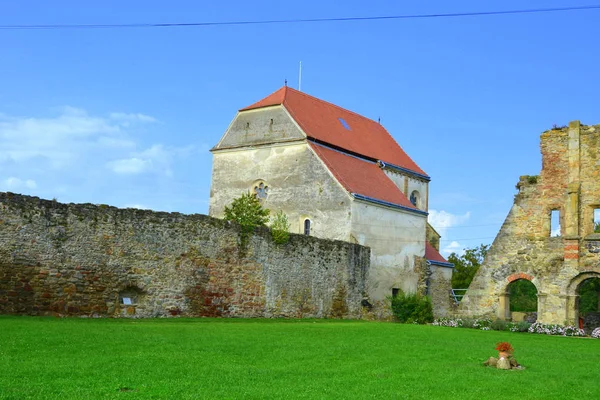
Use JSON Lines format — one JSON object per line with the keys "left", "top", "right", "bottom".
{"left": 284, "top": 87, "right": 381, "bottom": 124}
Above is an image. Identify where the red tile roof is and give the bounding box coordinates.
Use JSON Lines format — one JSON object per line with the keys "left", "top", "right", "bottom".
{"left": 309, "top": 142, "right": 418, "bottom": 211}
{"left": 241, "top": 86, "right": 427, "bottom": 177}
{"left": 425, "top": 242, "right": 452, "bottom": 265}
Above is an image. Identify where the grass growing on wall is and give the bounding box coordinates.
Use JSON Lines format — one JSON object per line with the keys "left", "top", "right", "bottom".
{"left": 1, "top": 317, "right": 599, "bottom": 399}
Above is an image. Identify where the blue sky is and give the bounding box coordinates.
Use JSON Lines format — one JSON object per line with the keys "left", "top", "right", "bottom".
{"left": 1, "top": 1, "right": 599, "bottom": 255}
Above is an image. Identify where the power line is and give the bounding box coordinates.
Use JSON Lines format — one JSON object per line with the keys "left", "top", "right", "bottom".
{"left": 1, "top": 5, "right": 599, "bottom": 30}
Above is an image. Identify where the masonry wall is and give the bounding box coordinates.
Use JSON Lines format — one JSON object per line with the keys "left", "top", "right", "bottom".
{"left": 458, "top": 122, "right": 600, "bottom": 324}
{"left": 0, "top": 192, "right": 370, "bottom": 318}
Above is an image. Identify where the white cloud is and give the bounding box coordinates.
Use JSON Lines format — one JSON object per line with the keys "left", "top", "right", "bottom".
{"left": 109, "top": 112, "right": 157, "bottom": 123}
{"left": 1, "top": 177, "right": 37, "bottom": 191}
{"left": 428, "top": 210, "right": 471, "bottom": 238}
{"left": 107, "top": 144, "right": 192, "bottom": 176}
{"left": 442, "top": 241, "right": 465, "bottom": 257}
{"left": 108, "top": 157, "right": 151, "bottom": 174}
{"left": 0, "top": 107, "right": 156, "bottom": 169}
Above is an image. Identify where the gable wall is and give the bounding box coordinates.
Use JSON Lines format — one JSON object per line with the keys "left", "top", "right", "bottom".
{"left": 210, "top": 142, "right": 353, "bottom": 241}
{"left": 214, "top": 106, "right": 305, "bottom": 150}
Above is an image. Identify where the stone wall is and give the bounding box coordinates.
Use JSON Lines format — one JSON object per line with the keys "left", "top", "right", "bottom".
{"left": 0, "top": 192, "right": 370, "bottom": 318}
{"left": 458, "top": 121, "right": 600, "bottom": 324}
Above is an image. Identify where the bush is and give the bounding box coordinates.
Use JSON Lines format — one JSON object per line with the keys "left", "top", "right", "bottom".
{"left": 461, "top": 318, "right": 475, "bottom": 329}
{"left": 517, "top": 321, "right": 532, "bottom": 332}
{"left": 224, "top": 192, "right": 270, "bottom": 242}
{"left": 491, "top": 319, "right": 508, "bottom": 331}
{"left": 270, "top": 210, "right": 290, "bottom": 245}
{"left": 390, "top": 291, "right": 433, "bottom": 324}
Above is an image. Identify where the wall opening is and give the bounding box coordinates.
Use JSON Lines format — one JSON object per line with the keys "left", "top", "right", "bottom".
{"left": 507, "top": 279, "right": 537, "bottom": 322}
{"left": 253, "top": 181, "right": 269, "bottom": 202}
{"left": 118, "top": 286, "right": 145, "bottom": 317}
{"left": 577, "top": 277, "right": 600, "bottom": 332}
{"left": 392, "top": 288, "right": 399, "bottom": 298}
{"left": 409, "top": 190, "right": 420, "bottom": 208}
{"left": 550, "top": 209, "right": 561, "bottom": 237}
{"left": 304, "top": 219, "right": 311, "bottom": 235}
{"left": 594, "top": 208, "right": 600, "bottom": 233}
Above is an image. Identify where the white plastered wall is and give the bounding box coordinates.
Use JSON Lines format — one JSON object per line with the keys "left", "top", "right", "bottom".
{"left": 350, "top": 201, "right": 427, "bottom": 300}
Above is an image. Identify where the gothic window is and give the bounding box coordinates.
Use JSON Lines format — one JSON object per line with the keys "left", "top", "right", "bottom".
{"left": 410, "top": 190, "right": 420, "bottom": 208}
{"left": 594, "top": 208, "right": 600, "bottom": 233}
{"left": 304, "top": 219, "right": 311, "bottom": 235}
{"left": 253, "top": 181, "right": 269, "bottom": 202}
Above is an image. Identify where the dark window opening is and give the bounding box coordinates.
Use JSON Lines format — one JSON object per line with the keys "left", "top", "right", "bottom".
{"left": 410, "top": 191, "right": 419, "bottom": 207}
{"left": 304, "top": 219, "right": 311, "bottom": 235}
{"left": 392, "top": 288, "right": 400, "bottom": 298}
{"left": 551, "top": 209, "right": 561, "bottom": 237}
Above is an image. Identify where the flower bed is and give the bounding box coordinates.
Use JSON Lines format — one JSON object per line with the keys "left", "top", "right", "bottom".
{"left": 432, "top": 317, "right": 593, "bottom": 337}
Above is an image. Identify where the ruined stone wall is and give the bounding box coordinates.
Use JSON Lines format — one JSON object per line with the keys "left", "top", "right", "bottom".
{"left": 459, "top": 122, "right": 600, "bottom": 324}
{"left": 0, "top": 192, "right": 370, "bottom": 318}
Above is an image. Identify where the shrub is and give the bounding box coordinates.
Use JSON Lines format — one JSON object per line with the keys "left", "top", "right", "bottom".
{"left": 517, "top": 321, "right": 532, "bottom": 332}
{"left": 473, "top": 318, "right": 492, "bottom": 330}
{"left": 270, "top": 210, "right": 291, "bottom": 245}
{"left": 224, "top": 192, "right": 270, "bottom": 242}
{"left": 591, "top": 327, "right": 600, "bottom": 338}
{"left": 390, "top": 291, "right": 433, "bottom": 324}
{"left": 461, "top": 318, "right": 475, "bottom": 329}
{"left": 491, "top": 319, "right": 508, "bottom": 331}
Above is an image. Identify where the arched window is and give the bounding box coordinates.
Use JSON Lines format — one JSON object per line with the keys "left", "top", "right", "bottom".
{"left": 304, "top": 219, "right": 311, "bottom": 235}
{"left": 410, "top": 190, "right": 420, "bottom": 208}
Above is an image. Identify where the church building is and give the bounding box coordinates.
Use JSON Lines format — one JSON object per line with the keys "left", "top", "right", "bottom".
{"left": 209, "top": 86, "right": 452, "bottom": 314}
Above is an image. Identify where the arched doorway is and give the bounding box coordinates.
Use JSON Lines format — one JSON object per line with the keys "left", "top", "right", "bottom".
{"left": 576, "top": 277, "right": 600, "bottom": 332}
{"left": 566, "top": 272, "right": 600, "bottom": 327}
{"left": 507, "top": 279, "right": 538, "bottom": 322}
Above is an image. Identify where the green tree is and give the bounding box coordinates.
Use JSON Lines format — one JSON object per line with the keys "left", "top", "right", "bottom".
{"left": 223, "top": 192, "right": 270, "bottom": 240}
{"left": 269, "top": 210, "right": 291, "bottom": 245}
{"left": 449, "top": 244, "right": 489, "bottom": 289}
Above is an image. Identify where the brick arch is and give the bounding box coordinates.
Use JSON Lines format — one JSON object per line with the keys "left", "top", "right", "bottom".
{"left": 507, "top": 272, "right": 534, "bottom": 283}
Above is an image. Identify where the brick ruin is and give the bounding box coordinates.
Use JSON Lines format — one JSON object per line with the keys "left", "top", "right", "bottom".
{"left": 459, "top": 121, "right": 600, "bottom": 325}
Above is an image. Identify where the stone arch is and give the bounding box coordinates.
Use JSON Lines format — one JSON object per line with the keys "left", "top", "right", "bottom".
{"left": 498, "top": 273, "right": 538, "bottom": 321}
{"left": 565, "top": 271, "right": 600, "bottom": 326}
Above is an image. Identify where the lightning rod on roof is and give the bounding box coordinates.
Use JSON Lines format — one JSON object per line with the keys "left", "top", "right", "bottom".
{"left": 298, "top": 61, "right": 302, "bottom": 92}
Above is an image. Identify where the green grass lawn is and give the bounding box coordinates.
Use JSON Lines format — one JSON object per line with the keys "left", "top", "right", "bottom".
{"left": 1, "top": 317, "right": 599, "bottom": 399}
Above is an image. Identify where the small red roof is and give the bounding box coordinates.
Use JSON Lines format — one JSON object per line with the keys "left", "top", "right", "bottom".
{"left": 309, "top": 142, "right": 417, "bottom": 210}
{"left": 241, "top": 86, "right": 427, "bottom": 177}
{"left": 425, "top": 242, "right": 452, "bottom": 265}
